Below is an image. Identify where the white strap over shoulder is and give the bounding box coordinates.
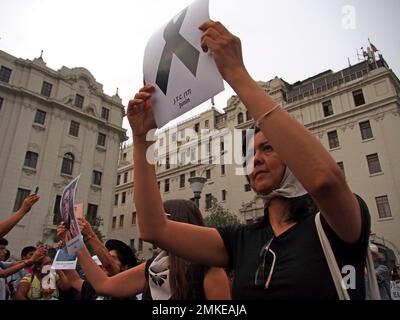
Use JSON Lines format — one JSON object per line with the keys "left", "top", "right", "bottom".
{"left": 315, "top": 213, "right": 350, "bottom": 300}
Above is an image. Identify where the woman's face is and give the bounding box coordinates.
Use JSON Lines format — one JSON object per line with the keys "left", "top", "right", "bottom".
{"left": 247, "top": 132, "right": 286, "bottom": 195}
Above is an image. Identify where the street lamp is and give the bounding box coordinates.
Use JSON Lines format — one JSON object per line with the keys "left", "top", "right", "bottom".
{"left": 188, "top": 176, "right": 207, "bottom": 208}
{"left": 188, "top": 150, "right": 227, "bottom": 208}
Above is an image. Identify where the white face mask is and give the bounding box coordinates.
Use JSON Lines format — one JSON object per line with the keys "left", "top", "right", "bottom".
{"left": 148, "top": 250, "right": 171, "bottom": 300}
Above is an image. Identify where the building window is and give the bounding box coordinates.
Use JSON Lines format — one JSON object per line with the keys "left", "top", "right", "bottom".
{"left": 117, "top": 175, "right": 121, "bottom": 185}
{"left": 40, "top": 81, "right": 53, "bottom": 97}
{"left": 322, "top": 100, "right": 334, "bottom": 117}
{"left": 220, "top": 141, "right": 225, "bottom": 152}
{"left": 61, "top": 153, "right": 74, "bottom": 175}
{"left": 34, "top": 109, "right": 46, "bottom": 125}
{"left": 159, "top": 137, "right": 164, "bottom": 147}
{"left": 87, "top": 204, "right": 98, "bottom": 224}
{"left": 164, "top": 179, "right": 170, "bottom": 192}
{"left": 69, "top": 120, "right": 80, "bottom": 137}
{"left": 114, "top": 194, "right": 119, "bottom": 206}
{"left": 166, "top": 156, "right": 170, "bottom": 169}
{"left": 122, "top": 192, "right": 126, "bottom": 204}
{"left": 119, "top": 215, "right": 124, "bottom": 228}
{"left": 123, "top": 152, "right": 127, "bottom": 160}
{"left": 24, "top": 151, "right": 38, "bottom": 169}
{"left": 205, "top": 194, "right": 213, "bottom": 209}
{"left": 132, "top": 212, "right": 137, "bottom": 225}
{"left": 337, "top": 162, "right": 345, "bottom": 174}
{"left": 205, "top": 120, "right": 209, "bottom": 128}
{"left": 130, "top": 239, "right": 135, "bottom": 250}
{"left": 172, "top": 132, "right": 177, "bottom": 142}
{"left": 53, "top": 195, "right": 62, "bottom": 225}
{"left": 359, "top": 121, "right": 373, "bottom": 140}
{"left": 14, "top": 188, "right": 30, "bottom": 212}
{"left": 190, "top": 148, "right": 196, "bottom": 161}
{"left": 157, "top": 181, "right": 160, "bottom": 190}
{"left": 221, "top": 165, "right": 225, "bottom": 175}
{"left": 242, "top": 130, "right": 247, "bottom": 157}
{"left": 112, "top": 217, "right": 117, "bottom": 229}
{"left": 206, "top": 169, "right": 211, "bottom": 180}
{"left": 237, "top": 112, "right": 244, "bottom": 124}
{"left": 180, "top": 174, "right": 185, "bottom": 188}
{"left": 74, "top": 94, "right": 84, "bottom": 108}
{"left": 92, "top": 170, "right": 102, "bottom": 186}
{"left": 246, "top": 111, "right": 251, "bottom": 121}
{"left": 367, "top": 153, "right": 382, "bottom": 174}
{"left": 0, "top": 66, "right": 12, "bottom": 83}
{"left": 194, "top": 123, "right": 200, "bottom": 133}
{"left": 327, "top": 130, "right": 340, "bottom": 149}
{"left": 245, "top": 184, "right": 251, "bottom": 192}
{"left": 375, "top": 196, "right": 392, "bottom": 219}
{"left": 101, "top": 107, "right": 109, "bottom": 121}
{"left": 0, "top": 97, "right": 3, "bottom": 111}
{"left": 353, "top": 89, "right": 365, "bottom": 107}
{"left": 222, "top": 190, "right": 227, "bottom": 201}
{"left": 138, "top": 239, "right": 143, "bottom": 252}
{"left": 97, "top": 133, "right": 106, "bottom": 147}
{"left": 180, "top": 152, "right": 185, "bottom": 165}
{"left": 190, "top": 171, "right": 196, "bottom": 178}
{"left": 124, "top": 172, "right": 128, "bottom": 183}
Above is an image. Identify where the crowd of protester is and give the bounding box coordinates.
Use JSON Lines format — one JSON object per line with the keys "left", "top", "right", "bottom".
{"left": 1, "top": 20, "right": 399, "bottom": 301}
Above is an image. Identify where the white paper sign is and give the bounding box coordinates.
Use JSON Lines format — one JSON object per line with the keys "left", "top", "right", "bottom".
{"left": 52, "top": 245, "right": 78, "bottom": 270}
{"left": 391, "top": 281, "right": 400, "bottom": 300}
{"left": 143, "top": 0, "right": 224, "bottom": 128}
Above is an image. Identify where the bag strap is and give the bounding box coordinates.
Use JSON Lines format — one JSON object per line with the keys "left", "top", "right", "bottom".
{"left": 315, "top": 213, "right": 350, "bottom": 300}
{"left": 365, "top": 247, "right": 381, "bottom": 300}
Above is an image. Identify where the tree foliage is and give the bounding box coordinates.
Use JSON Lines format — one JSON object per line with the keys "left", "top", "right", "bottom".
{"left": 204, "top": 196, "right": 240, "bottom": 228}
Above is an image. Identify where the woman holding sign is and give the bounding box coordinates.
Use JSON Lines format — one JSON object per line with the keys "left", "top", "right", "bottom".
{"left": 127, "top": 21, "right": 370, "bottom": 300}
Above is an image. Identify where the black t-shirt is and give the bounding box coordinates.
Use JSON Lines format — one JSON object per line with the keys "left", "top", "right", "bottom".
{"left": 217, "top": 195, "right": 370, "bottom": 300}
{"left": 80, "top": 280, "right": 99, "bottom": 300}
{"left": 80, "top": 280, "right": 137, "bottom": 300}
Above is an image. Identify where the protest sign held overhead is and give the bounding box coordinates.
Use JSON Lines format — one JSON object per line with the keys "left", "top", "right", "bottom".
{"left": 143, "top": 0, "right": 224, "bottom": 128}
{"left": 52, "top": 245, "right": 78, "bottom": 270}
{"left": 60, "top": 175, "right": 84, "bottom": 255}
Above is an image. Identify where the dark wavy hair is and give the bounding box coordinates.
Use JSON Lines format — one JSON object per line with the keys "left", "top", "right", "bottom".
{"left": 243, "top": 125, "right": 318, "bottom": 224}
{"left": 143, "top": 199, "right": 207, "bottom": 300}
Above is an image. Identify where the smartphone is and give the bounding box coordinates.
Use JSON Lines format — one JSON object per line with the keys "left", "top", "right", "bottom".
{"left": 31, "top": 185, "right": 39, "bottom": 195}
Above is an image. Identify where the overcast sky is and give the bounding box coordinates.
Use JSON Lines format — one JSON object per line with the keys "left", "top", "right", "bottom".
{"left": 1, "top": 0, "right": 399, "bottom": 140}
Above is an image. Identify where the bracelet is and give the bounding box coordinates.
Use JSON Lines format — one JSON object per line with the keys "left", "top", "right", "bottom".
{"left": 255, "top": 104, "right": 280, "bottom": 127}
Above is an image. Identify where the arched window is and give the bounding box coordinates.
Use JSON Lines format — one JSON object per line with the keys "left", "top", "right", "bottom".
{"left": 237, "top": 112, "right": 244, "bottom": 124}
{"left": 61, "top": 153, "right": 74, "bottom": 175}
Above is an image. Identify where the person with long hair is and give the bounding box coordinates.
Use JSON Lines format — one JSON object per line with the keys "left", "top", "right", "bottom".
{"left": 126, "top": 21, "right": 370, "bottom": 300}
{"left": 63, "top": 200, "right": 231, "bottom": 300}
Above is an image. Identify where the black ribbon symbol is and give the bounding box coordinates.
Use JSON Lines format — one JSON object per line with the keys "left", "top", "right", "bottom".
{"left": 156, "top": 8, "right": 200, "bottom": 95}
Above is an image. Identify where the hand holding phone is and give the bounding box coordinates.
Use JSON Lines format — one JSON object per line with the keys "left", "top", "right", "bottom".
{"left": 31, "top": 185, "right": 39, "bottom": 195}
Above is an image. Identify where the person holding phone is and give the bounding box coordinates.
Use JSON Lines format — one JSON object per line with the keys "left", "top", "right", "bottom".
{"left": 0, "top": 194, "right": 39, "bottom": 238}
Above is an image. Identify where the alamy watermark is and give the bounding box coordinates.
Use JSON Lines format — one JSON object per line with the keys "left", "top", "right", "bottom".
{"left": 341, "top": 5, "right": 356, "bottom": 30}
{"left": 144, "top": 126, "right": 256, "bottom": 176}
